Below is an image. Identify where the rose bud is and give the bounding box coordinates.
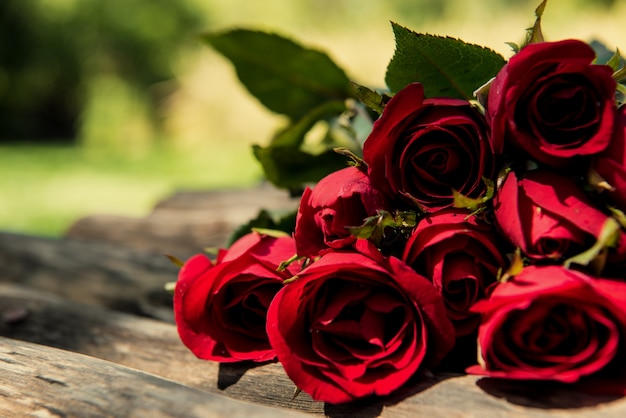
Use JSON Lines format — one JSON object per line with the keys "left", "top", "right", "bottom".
{"left": 467, "top": 265, "right": 626, "bottom": 384}
{"left": 487, "top": 39, "right": 617, "bottom": 168}
{"left": 362, "top": 82, "right": 495, "bottom": 211}
{"left": 493, "top": 168, "right": 626, "bottom": 266}
{"left": 590, "top": 105, "right": 626, "bottom": 212}
{"left": 266, "top": 242, "right": 455, "bottom": 404}
{"left": 294, "top": 166, "right": 391, "bottom": 258}
{"left": 402, "top": 208, "right": 507, "bottom": 336}
{"left": 174, "top": 232, "right": 299, "bottom": 363}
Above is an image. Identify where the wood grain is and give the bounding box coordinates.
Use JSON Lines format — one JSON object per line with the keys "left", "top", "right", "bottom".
{"left": 0, "top": 231, "right": 178, "bottom": 321}
{"left": 64, "top": 184, "right": 299, "bottom": 256}
{"left": 0, "top": 336, "right": 308, "bottom": 418}
{"left": 3, "top": 283, "right": 626, "bottom": 417}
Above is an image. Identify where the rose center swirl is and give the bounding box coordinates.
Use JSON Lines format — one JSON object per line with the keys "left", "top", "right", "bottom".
{"left": 308, "top": 279, "right": 414, "bottom": 379}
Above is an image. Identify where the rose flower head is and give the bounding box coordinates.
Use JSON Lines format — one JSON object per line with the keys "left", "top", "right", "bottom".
{"left": 468, "top": 265, "right": 626, "bottom": 384}
{"left": 174, "top": 232, "right": 300, "bottom": 363}
{"left": 362, "top": 82, "right": 495, "bottom": 212}
{"left": 402, "top": 208, "right": 507, "bottom": 336}
{"left": 494, "top": 168, "right": 626, "bottom": 267}
{"left": 266, "top": 242, "right": 455, "bottom": 404}
{"left": 294, "top": 166, "right": 391, "bottom": 258}
{"left": 487, "top": 39, "right": 617, "bottom": 168}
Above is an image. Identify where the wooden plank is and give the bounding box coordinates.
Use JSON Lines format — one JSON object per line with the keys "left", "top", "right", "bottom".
{"left": 3, "top": 284, "right": 626, "bottom": 417}
{"left": 0, "top": 283, "right": 324, "bottom": 414}
{"left": 64, "top": 185, "right": 299, "bottom": 255}
{"left": 0, "top": 336, "right": 309, "bottom": 418}
{"left": 0, "top": 232, "right": 177, "bottom": 321}
{"left": 149, "top": 184, "right": 298, "bottom": 215}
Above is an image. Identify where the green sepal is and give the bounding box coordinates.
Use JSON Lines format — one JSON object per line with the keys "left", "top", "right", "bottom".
{"left": 251, "top": 228, "right": 291, "bottom": 238}
{"left": 348, "top": 80, "right": 386, "bottom": 114}
{"left": 452, "top": 177, "right": 495, "bottom": 213}
{"left": 277, "top": 253, "right": 303, "bottom": 272}
{"left": 164, "top": 282, "right": 176, "bottom": 294}
{"left": 346, "top": 209, "right": 418, "bottom": 250}
{"left": 497, "top": 248, "right": 525, "bottom": 284}
{"left": 564, "top": 217, "right": 621, "bottom": 274}
{"left": 164, "top": 254, "right": 185, "bottom": 268}
{"left": 609, "top": 207, "right": 626, "bottom": 229}
{"left": 606, "top": 48, "right": 623, "bottom": 72}
{"left": 522, "top": 0, "right": 547, "bottom": 47}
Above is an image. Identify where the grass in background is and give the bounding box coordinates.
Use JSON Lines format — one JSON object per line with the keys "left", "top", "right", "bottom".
{"left": 0, "top": 142, "right": 262, "bottom": 236}
{"left": 2, "top": 0, "right": 623, "bottom": 237}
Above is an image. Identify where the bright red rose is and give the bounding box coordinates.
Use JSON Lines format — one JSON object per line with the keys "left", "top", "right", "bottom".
{"left": 174, "top": 232, "right": 299, "bottom": 363}
{"left": 402, "top": 209, "right": 507, "bottom": 336}
{"left": 362, "top": 82, "right": 494, "bottom": 211}
{"left": 591, "top": 105, "right": 626, "bottom": 212}
{"left": 487, "top": 39, "right": 617, "bottom": 167}
{"left": 467, "top": 265, "right": 626, "bottom": 383}
{"left": 266, "top": 242, "right": 455, "bottom": 404}
{"left": 294, "top": 166, "right": 390, "bottom": 258}
{"left": 493, "top": 169, "right": 626, "bottom": 264}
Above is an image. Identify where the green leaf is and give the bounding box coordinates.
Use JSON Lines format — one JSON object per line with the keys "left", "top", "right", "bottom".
{"left": 253, "top": 145, "right": 348, "bottom": 190}
{"left": 228, "top": 209, "right": 297, "bottom": 246}
{"left": 251, "top": 100, "right": 352, "bottom": 190}
{"left": 385, "top": 23, "right": 506, "bottom": 99}
{"left": 349, "top": 80, "right": 386, "bottom": 114}
{"left": 270, "top": 100, "right": 347, "bottom": 148}
{"left": 202, "top": 29, "right": 351, "bottom": 120}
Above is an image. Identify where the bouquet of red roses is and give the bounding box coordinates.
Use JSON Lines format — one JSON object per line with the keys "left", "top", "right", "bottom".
{"left": 171, "top": 0, "right": 626, "bottom": 404}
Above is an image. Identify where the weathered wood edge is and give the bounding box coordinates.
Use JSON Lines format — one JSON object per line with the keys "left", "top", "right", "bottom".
{"left": 0, "top": 283, "right": 324, "bottom": 415}
{"left": 0, "top": 231, "right": 178, "bottom": 321}
{"left": 64, "top": 185, "right": 299, "bottom": 256}
{"left": 3, "top": 284, "right": 626, "bottom": 418}
{"left": 0, "top": 336, "right": 309, "bottom": 418}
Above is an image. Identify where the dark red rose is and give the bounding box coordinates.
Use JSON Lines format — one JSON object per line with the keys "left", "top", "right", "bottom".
{"left": 591, "top": 105, "right": 626, "bottom": 212}
{"left": 402, "top": 209, "right": 507, "bottom": 336}
{"left": 362, "top": 82, "right": 494, "bottom": 211}
{"left": 266, "top": 242, "right": 455, "bottom": 403}
{"left": 487, "top": 39, "right": 617, "bottom": 167}
{"left": 294, "top": 166, "right": 391, "bottom": 258}
{"left": 493, "top": 169, "right": 626, "bottom": 264}
{"left": 174, "top": 232, "right": 299, "bottom": 362}
{"left": 467, "top": 265, "right": 626, "bottom": 383}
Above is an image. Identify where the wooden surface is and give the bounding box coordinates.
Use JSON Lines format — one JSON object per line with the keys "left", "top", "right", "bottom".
{"left": 2, "top": 185, "right": 626, "bottom": 417}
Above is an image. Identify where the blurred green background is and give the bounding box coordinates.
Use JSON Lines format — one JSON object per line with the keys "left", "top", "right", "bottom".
{"left": 1, "top": 0, "right": 623, "bottom": 236}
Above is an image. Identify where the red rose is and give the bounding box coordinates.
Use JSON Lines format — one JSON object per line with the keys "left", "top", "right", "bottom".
{"left": 402, "top": 209, "right": 507, "bottom": 336}
{"left": 591, "top": 105, "right": 626, "bottom": 212}
{"left": 493, "top": 169, "right": 626, "bottom": 264}
{"left": 467, "top": 265, "right": 626, "bottom": 383}
{"left": 362, "top": 82, "right": 494, "bottom": 211}
{"left": 294, "top": 166, "right": 390, "bottom": 258}
{"left": 487, "top": 39, "right": 617, "bottom": 167}
{"left": 174, "top": 232, "right": 299, "bottom": 362}
{"left": 266, "top": 242, "right": 455, "bottom": 403}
